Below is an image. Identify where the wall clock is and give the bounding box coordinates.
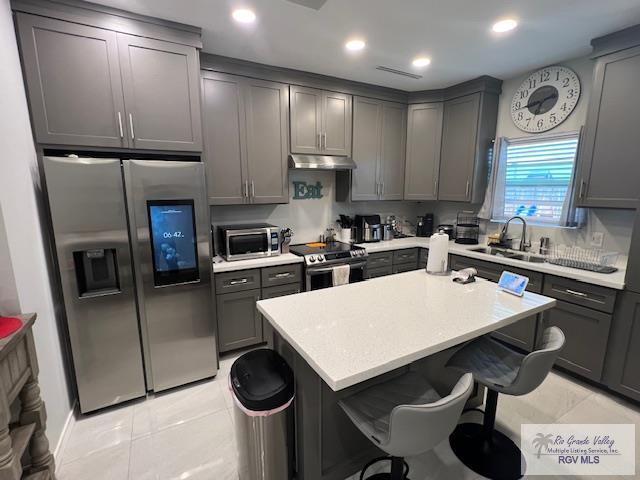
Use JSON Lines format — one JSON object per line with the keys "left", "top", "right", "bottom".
{"left": 511, "top": 65, "right": 580, "bottom": 133}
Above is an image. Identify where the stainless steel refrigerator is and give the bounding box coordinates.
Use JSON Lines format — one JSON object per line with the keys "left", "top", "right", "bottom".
{"left": 43, "top": 156, "right": 217, "bottom": 413}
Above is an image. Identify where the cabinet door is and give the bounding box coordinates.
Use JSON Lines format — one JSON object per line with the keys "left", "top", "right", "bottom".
{"left": 544, "top": 301, "right": 612, "bottom": 381}
{"left": 16, "top": 14, "right": 126, "bottom": 148}
{"left": 603, "top": 291, "right": 640, "bottom": 401}
{"left": 323, "top": 91, "right": 352, "bottom": 156}
{"left": 379, "top": 103, "right": 407, "bottom": 200}
{"left": 438, "top": 94, "right": 480, "bottom": 201}
{"left": 118, "top": 34, "right": 202, "bottom": 152}
{"left": 404, "top": 103, "right": 443, "bottom": 200}
{"left": 290, "top": 85, "right": 322, "bottom": 154}
{"left": 201, "top": 73, "right": 247, "bottom": 205}
{"left": 245, "top": 79, "right": 289, "bottom": 204}
{"left": 351, "top": 97, "right": 382, "bottom": 200}
{"left": 576, "top": 46, "right": 640, "bottom": 208}
{"left": 217, "top": 289, "right": 263, "bottom": 353}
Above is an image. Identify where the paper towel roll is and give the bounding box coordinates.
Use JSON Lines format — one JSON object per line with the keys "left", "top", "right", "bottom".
{"left": 426, "top": 232, "right": 449, "bottom": 274}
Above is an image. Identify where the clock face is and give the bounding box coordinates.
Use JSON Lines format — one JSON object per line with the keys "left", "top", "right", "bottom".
{"left": 511, "top": 66, "right": 580, "bottom": 133}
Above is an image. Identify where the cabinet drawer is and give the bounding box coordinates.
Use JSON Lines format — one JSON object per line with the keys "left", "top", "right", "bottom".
{"left": 215, "top": 269, "right": 261, "bottom": 294}
{"left": 544, "top": 300, "right": 612, "bottom": 381}
{"left": 419, "top": 248, "right": 429, "bottom": 267}
{"left": 449, "top": 255, "right": 543, "bottom": 293}
{"left": 367, "top": 252, "right": 393, "bottom": 269}
{"left": 262, "top": 282, "right": 303, "bottom": 299}
{"left": 393, "top": 248, "right": 419, "bottom": 265}
{"left": 492, "top": 316, "right": 538, "bottom": 352}
{"left": 393, "top": 262, "right": 418, "bottom": 274}
{"left": 543, "top": 275, "right": 616, "bottom": 313}
{"left": 367, "top": 266, "right": 393, "bottom": 279}
{"left": 261, "top": 264, "right": 302, "bottom": 287}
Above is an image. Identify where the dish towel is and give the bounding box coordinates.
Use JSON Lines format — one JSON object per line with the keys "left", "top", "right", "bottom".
{"left": 332, "top": 264, "right": 351, "bottom": 287}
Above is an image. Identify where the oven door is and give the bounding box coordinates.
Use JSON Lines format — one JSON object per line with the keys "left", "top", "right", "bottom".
{"left": 226, "top": 230, "right": 270, "bottom": 260}
{"left": 305, "top": 261, "right": 367, "bottom": 291}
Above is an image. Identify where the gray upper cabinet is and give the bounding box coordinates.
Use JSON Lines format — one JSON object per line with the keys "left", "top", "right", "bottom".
{"left": 16, "top": 12, "right": 202, "bottom": 152}
{"left": 16, "top": 14, "right": 127, "bottom": 148}
{"left": 290, "top": 86, "right": 351, "bottom": 156}
{"left": 350, "top": 96, "right": 406, "bottom": 201}
{"left": 404, "top": 103, "right": 443, "bottom": 201}
{"left": 202, "top": 72, "right": 288, "bottom": 205}
{"left": 438, "top": 92, "right": 498, "bottom": 203}
{"left": 117, "top": 34, "right": 202, "bottom": 152}
{"left": 202, "top": 73, "right": 246, "bottom": 205}
{"left": 575, "top": 45, "right": 640, "bottom": 208}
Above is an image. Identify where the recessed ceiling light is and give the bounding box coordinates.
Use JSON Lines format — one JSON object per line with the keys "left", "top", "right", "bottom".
{"left": 232, "top": 8, "right": 256, "bottom": 24}
{"left": 492, "top": 18, "right": 518, "bottom": 33}
{"left": 345, "top": 39, "right": 366, "bottom": 52}
{"left": 412, "top": 57, "right": 431, "bottom": 68}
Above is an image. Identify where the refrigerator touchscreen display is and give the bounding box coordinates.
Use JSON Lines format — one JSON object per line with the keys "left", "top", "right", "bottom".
{"left": 147, "top": 200, "right": 199, "bottom": 286}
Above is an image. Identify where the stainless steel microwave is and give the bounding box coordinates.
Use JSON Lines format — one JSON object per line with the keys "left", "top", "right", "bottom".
{"left": 217, "top": 224, "right": 281, "bottom": 261}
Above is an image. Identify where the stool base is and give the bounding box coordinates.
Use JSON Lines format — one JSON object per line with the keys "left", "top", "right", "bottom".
{"left": 449, "top": 422, "right": 524, "bottom": 480}
{"left": 365, "top": 474, "right": 410, "bottom": 480}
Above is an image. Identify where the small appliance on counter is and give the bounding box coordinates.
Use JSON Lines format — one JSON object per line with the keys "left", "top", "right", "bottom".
{"left": 437, "top": 224, "right": 455, "bottom": 240}
{"left": 335, "top": 215, "right": 355, "bottom": 243}
{"left": 426, "top": 231, "right": 450, "bottom": 275}
{"left": 281, "top": 228, "right": 293, "bottom": 254}
{"left": 455, "top": 211, "right": 480, "bottom": 245}
{"left": 416, "top": 214, "right": 434, "bottom": 237}
{"left": 217, "top": 223, "right": 281, "bottom": 261}
{"left": 383, "top": 224, "right": 394, "bottom": 241}
{"left": 355, "top": 215, "right": 383, "bottom": 243}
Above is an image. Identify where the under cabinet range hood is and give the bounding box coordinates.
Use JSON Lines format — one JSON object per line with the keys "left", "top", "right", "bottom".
{"left": 288, "top": 154, "right": 356, "bottom": 170}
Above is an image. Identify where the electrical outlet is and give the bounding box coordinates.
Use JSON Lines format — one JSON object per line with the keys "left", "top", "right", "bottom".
{"left": 591, "top": 231, "right": 604, "bottom": 248}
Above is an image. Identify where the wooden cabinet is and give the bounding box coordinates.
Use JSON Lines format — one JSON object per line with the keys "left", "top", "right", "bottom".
{"left": 217, "top": 289, "right": 263, "bottom": 353}
{"left": 603, "top": 291, "right": 640, "bottom": 401}
{"left": 351, "top": 97, "right": 406, "bottom": 201}
{"left": 438, "top": 92, "right": 498, "bottom": 203}
{"left": 290, "top": 86, "right": 351, "bottom": 156}
{"left": 202, "top": 72, "right": 289, "bottom": 205}
{"left": 576, "top": 45, "right": 640, "bottom": 208}
{"left": 16, "top": 13, "right": 202, "bottom": 152}
{"left": 404, "top": 103, "right": 443, "bottom": 200}
{"left": 419, "top": 248, "right": 429, "bottom": 268}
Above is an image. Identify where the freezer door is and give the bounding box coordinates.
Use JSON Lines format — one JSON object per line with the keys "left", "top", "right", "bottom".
{"left": 43, "top": 157, "right": 146, "bottom": 413}
{"left": 123, "top": 160, "right": 217, "bottom": 391}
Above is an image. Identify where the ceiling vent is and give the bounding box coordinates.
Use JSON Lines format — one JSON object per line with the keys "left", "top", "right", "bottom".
{"left": 376, "top": 66, "right": 422, "bottom": 79}
{"left": 285, "top": 0, "right": 328, "bottom": 10}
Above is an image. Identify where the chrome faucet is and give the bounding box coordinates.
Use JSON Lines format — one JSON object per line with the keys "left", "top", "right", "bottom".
{"left": 499, "top": 216, "right": 530, "bottom": 251}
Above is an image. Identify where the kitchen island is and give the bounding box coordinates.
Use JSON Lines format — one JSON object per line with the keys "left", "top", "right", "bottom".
{"left": 257, "top": 269, "right": 556, "bottom": 480}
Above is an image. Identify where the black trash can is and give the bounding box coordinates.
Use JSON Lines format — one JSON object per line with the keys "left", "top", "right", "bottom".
{"left": 230, "top": 349, "right": 294, "bottom": 480}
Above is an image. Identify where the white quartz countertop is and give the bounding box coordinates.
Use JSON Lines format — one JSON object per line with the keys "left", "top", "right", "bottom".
{"left": 257, "top": 270, "right": 556, "bottom": 391}
{"left": 212, "top": 253, "right": 303, "bottom": 273}
{"left": 356, "top": 237, "right": 627, "bottom": 290}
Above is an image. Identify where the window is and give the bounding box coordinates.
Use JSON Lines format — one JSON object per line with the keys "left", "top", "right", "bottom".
{"left": 489, "top": 132, "right": 582, "bottom": 226}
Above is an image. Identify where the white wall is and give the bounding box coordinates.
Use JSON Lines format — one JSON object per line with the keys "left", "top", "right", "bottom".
{"left": 425, "top": 56, "right": 634, "bottom": 256}
{"left": 0, "top": 208, "right": 20, "bottom": 316}
{"left": 0, "top": 0, "right": 72, "bottom": 450}
{"left": 211, "top": 170, "right": 425, "bottom": 247}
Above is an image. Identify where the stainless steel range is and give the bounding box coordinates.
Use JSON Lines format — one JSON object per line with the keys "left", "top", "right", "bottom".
{"left": 289, "top": 241, "right": 368, "bottom": 291}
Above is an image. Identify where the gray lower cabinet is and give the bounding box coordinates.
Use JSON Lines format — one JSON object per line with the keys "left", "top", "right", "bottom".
{"left": 438, "top": 92, "right": 498, "bottom": 203}
{"left": 368, "top": 266, "right": 393, "bottom": 279}
{"left": 202, "top": 72, "right": 289, "bottom": 205}
{"left": 449, "top": 255, "right": 540, "bottom": 351}
{"left": 217, "top": 289, "right": 263, "bottom": 353}
{"left": 603, "top": 291, "right": 640, "bottom": 401}
{"left": 392, "top": 262, "right": 417, "bottom": 274}
{"left": 404, "top": 103, "right": 443, "bottom": 200}
{"left": 261, "top": 282, "right": 303, "bottom": 347}
{"left": 16, "top": 13, "right": 127, "bottom": 148}
{"left": 350, "top": 97, "right": 406, "bottom": 201}
{"left": 16, "top": 12, "right": 202, "bottom": 152}
{"left": 576, "top": 44, "right": 640, "bottom": 209}
{"left": 419, "top": 248, "right": 429, "bottom": 268}
{"left": 543, "top": 301, "right": 612, "bottom": 382}
{"left": 289, "top": 86, "right": 351, "bottom": 156}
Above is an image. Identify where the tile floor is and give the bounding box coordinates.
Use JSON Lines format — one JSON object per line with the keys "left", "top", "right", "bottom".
{"left": 56, "top": 350, "right": 639, "bottom": 480}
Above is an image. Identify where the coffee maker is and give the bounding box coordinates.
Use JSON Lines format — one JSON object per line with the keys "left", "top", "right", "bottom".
{"left": 354, "top": 215, "right": 383, "bottom": 243}
{"left": 416, "top": 214, "right": 434, "bottom": 237}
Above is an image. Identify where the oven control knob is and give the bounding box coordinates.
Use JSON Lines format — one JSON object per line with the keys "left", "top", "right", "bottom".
{"left": 357, "top": 250, "right": 364, "bottom": 256}
{"left": 317, "top": 255, "right": 324, "bottom": 262}
{"left": 308, "top": 256, "right": 316, "bottom": 263}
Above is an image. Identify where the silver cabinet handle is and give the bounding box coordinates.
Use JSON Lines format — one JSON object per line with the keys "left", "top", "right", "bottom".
{"left": 243, "top": 180, "right": 249, "bottom": 198}
{"left": 465, "top": 180, "right": 470, "bottom": 198}
{"left": 317, "top": 132, "right": 321, "bottom": 150}
{"left": 434, "top": 178, "right": 438, "bottom": 196}
{"left": 129, "top": 113, "right": 135, "bottom": 140}
{"left": 565, "top": 289, "right": 588, "bottom": 298}
{"left": 323, "top": 132, "right": 327, "bottom": 150}
{"left": 230, "top": 278, "right": 248, "bottom": 285}
{"left": 381, "top": 181, "right": 384, "bottom": 196}
{"left": 578, "top": 179, "right": 586, "bottom": 198}
{"left": 251, "top": 180, "right": 255, "bottom": 198}
{"left": 274, "top": 272, "right": 291, "bottom": 278}
{"left": 117, "top": 112, "right": 124, "bottom": 139}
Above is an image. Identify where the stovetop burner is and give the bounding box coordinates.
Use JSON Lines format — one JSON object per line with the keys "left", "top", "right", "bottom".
{"left": 289, "top": 241, "right": 367, "bottom": 266}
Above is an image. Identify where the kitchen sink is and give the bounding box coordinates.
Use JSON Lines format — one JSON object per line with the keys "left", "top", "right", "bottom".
{"left": 469, "top": 247, "right": 547, "bottom": 264}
